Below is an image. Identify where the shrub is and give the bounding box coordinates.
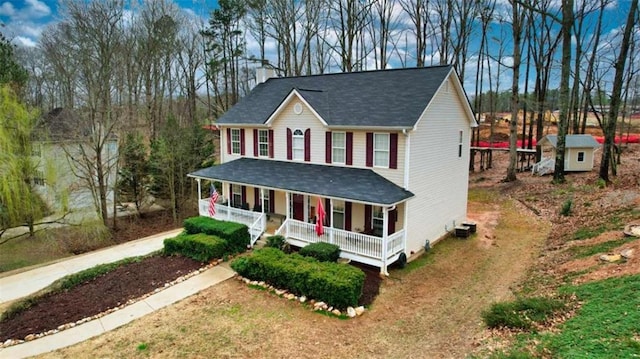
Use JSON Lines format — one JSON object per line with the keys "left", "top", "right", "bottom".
{"left": 231, "top": 248, "right": 364, "bottom": 309}
{"left": 560, "top": 198, "right": 573, "bottom": 216}
{"left": 482, "top": 296, "right": 565, "bottom": 330}
{"left": 164, "top": 233, "right": 227, "bottom": 262}
{"left": 299, "top": 242, "right": 341, "bottom": 262}
{"left": 183, "top": 216, "right": 249, "bottom": 253}
{"left": 265, "top": 234, "right": 289, "bottom": 252}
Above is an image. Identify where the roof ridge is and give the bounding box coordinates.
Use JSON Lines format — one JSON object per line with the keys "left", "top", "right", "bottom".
{"left": 265, "top": 64, "right": 453, "bottom": 82}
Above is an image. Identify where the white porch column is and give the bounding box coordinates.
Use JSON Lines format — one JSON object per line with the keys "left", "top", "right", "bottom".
{"left": 381, "top": 206, "right": 389, "bottom": 275}
{"left": 260, "top": 188, "right": 265, "bottom": 213}
{"left": 403, "top": 201, "right": 409, "bottom": 253}
{"left": 227, "top": 182, "right": 232, "bottom": 221}
{"left": 196, "top": 178, "right": 202, "bottom": 216}
{"left": 329, "top": 198, "right": 334, "bottom": 244}
{"left": 285, "top": 191, "right": 290, "bottom": 236}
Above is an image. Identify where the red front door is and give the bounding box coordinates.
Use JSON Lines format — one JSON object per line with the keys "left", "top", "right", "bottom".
{"left": 293, "top": 194, "right": 304, "bottom": 221}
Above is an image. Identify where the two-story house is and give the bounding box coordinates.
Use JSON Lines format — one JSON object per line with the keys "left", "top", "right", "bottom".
{"left": 189, "top": 65, "right": 476, "bottom": 274}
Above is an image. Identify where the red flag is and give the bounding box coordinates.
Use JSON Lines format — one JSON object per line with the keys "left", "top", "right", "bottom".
{"left": 208, "top": 185, "right": 219, "bottom": 217}
{"left": 316, "top": 197, "right": 325, "bottom": 236}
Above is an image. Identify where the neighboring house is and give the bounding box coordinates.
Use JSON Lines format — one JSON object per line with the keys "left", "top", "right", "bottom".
{"left": 533, "top": 134, "right": 601, "bottom": 175}
{"left": 33, "top": 108, "right": 118, "bottom": 219}
{"left": 188, "top": 65, "right": 476, "bottom": 274}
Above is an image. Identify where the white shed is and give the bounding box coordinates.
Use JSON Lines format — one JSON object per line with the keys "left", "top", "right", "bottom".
{"left": 536, "top": 134, "right": 601, "bottom": 172}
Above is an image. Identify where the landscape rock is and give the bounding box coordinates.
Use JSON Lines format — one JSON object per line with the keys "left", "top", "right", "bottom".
{"left": 355, "top": 306, "right": 366, "bottom": 316}
{"left": 299, "top": 296, "right": 307, "bottom": 303}
{"left": 620, "top": 248, "right": 634, "bottom": 259}
{"left": 347, "top": 307, "right": 357, "bottom": 318}
{"left": 314, "top": 301, "right": 326, "bottom": 310}
{"left": 599, "top": 254, "right": 622, "bottom": 262}
{"left": 24, "top": 334, "right": 35, "bottom": 341}
{"left": 332, "top": 309, "right": 341, "bottom": 316}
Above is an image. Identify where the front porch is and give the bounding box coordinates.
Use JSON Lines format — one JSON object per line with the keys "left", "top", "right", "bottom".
{"left": 189, "top": 158, "right": 414, "bottom": 274}
{"left": 197, "top": 196, "right": 405, "bottom": 274}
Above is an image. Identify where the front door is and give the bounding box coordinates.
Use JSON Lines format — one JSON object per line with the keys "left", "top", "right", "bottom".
{"left": 293, "top": 194, "right": 304, "bottom": 221}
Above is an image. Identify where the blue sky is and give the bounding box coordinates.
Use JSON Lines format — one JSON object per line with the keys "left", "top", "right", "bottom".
{"left": 0, "top": 0, "right": 634, "bottom": 93}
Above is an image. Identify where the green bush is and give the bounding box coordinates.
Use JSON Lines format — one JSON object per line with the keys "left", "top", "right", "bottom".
{"left": 231, "top": 248, "right": 364, "bottom": 309}
{"left": 164, "top": 233, "right": 227, "bottom": 262}
{"left": 183, "top": 216, "right": 249, "bottom": 253}
{"left": 265, "top": 234, "right": 290, "bottom": 252}
{"left": 482, "top": 296, "right": 565, "bottom": 330}
{"left": 560, "top": 198, "right": 573, "bottom": 216}
{"left": 299, "top": 242, "right": 341, "bottom": 262}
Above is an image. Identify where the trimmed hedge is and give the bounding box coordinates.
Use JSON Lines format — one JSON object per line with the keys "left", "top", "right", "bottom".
{"left": 183, "top": 216, "right": 250, "bottom": 253}
{"left": 231, "top": 247, "right": 364, "bottom": 309}
{"left": 299, "top": 242, "right": 341, "bottom": 262}
{"left": 164, "top": 233, "right": 227, "bottom": 262}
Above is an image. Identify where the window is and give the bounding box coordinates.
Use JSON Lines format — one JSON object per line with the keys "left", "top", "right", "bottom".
{"left": 577, "top": 151, "right": 585, "bottom": 162}
{"left": 232, "top": 184, "right": 242, "bottom": 208}
{"left": 292, "top": 129, "right": 304, "bottom": 160}
{"left": 458, "top": 130, "right": 463, "bottom": 158}
{"left": 33, "top": 170, "right": 45, "bottom": 186}
{"left": 372, "top": 206, "right": 384, "bottom": 237}
{"left": 258, "top": 129, "right": 269, "bottom": 157}
{"left": 231, "top": 129, "right": 241, "bottom": 155}
{"left": 373, "top": 133, "right": 389, "bottom": 167}
{"left": 332, "top": 202, "right": 345, "bottom": 230}
{"left": 262, "top": 190, "right": 270, "bottom": 213}
{"left": 332, "top": 132, "right": 346, "bottom": 164}
{"left": 32, "top": 144, "right": 41, "bottom": 157}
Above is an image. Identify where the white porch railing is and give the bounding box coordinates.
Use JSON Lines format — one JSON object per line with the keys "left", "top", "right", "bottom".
{"left": 198, "top": 199, "right": 265, "bottom": 246}
{"left": 279, "top": 218, "right": 405, "bottom": 272}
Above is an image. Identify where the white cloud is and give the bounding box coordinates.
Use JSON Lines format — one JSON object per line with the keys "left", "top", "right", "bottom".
{"left": 25, "top": 0, "right": 51, "bottom": 18}
{"left": 0, "top": 2, "right": 16, "bottom": 16}
{"left": 14, "top": 35, "right": 36, "bottom": 47}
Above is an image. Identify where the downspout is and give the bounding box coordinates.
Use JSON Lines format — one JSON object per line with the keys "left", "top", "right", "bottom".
{"left": 403, "top": 129, "right": 410, "bottom": 189}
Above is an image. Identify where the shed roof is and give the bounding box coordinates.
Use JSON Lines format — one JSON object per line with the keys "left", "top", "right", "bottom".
{"left": 216, "top": 65, "right": 459, "bottom": 128}
{"left": 188, "top": 158, "right": 414, "bottom": 206}
{"left": 538, "top": 135, "right": 600, "bottom": 149}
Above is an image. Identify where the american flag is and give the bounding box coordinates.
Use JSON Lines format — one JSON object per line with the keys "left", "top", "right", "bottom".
{"left": 208, "top": 185, "right": 219, "bottom": 217}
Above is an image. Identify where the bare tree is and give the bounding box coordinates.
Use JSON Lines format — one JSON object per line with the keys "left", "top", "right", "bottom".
{"left": 398, "top": 0, "right": 430, "bottom": 67}
{"left": 599, "top": 0, "right": 638, "bottom": 182}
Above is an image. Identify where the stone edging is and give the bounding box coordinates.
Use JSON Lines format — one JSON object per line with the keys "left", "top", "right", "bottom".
{"left": 1, "top": 259, "right": 224, "bottom": 348}
{"left": 235, "top": 275, "right": 366, "bottom": 318}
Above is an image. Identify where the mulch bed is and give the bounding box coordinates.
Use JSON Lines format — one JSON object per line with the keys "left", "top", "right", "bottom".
{"left": 358, "top": 265, "right": 382, "bottom": 307}
{"left": 0, "top": 255, "right": 204, "bottom": 343}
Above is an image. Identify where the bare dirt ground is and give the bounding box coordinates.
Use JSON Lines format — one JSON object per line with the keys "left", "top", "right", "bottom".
{"left": 23, "top": 124, "right": 640, "bottom": 358}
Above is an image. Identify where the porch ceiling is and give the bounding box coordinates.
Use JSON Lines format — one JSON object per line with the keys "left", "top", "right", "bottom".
{"left": 188, "top": 158, "right": 414, "bottom": 206}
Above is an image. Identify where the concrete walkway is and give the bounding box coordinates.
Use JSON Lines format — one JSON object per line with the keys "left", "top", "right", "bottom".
{"left": 0, "top": 229, "right": 237, "bottom": 359}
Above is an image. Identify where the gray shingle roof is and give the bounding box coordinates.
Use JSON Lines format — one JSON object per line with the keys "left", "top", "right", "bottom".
{"left": 540, "top": 135, "right": 601, "bottom": 148}
{"left": 217, "top": 65, "right": 454, "bottom": 128}
{"left": 188, "top": 158, "right": 414, "bottom": 205}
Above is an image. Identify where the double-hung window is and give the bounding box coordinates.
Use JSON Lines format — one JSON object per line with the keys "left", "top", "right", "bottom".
{"left": 333, "top": 201, "right": 345, "bottom": 230}
{"left": 577, "top": 151, "right": 585, "bottom": 162}
{"left": 292, "top": 129, "right": 304, "bottom": 160}
{"left": 458, "top": 130, "right": 463, "bottom": 158}
{"left": 372, "top": 206, "right": 384, "bottom": 236}
{"left": 332, "top": 132, "right": 346, "bottom": 164}
{"left": 262, "top": 190, "right": 270, "bottom": 213}
{"left": 232, "top": 184, "right": 242, "bottom": 208}
{"left": 373, "top": 133, "right": 390, "bottom": 168}
{"left": 230, "top": 129, "right": 241, "bottom": 155}
{"left": 258, "top": 129, "right": 269, "bottom": 157}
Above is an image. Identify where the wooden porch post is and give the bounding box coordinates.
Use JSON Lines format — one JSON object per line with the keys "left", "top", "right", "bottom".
{"left": 381, "top": 206, "right": 389, "bottom": 275}
{"left": 329, "top": 198, "right": 334, "bottom": 244}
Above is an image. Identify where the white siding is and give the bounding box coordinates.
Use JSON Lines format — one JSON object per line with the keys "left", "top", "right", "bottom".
{"left": 565, "top": 148, "right": 595, "bottom": 171}
{"left": 271, "top": 100, "right": 327, "bottom": 162}
{"left": 405, "top": 75, "right": 472, "bottom": 255}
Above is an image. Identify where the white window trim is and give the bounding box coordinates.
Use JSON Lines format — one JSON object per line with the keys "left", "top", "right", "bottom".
{"left": 231, "top": 128, "right": 241, "bottom": 155}
{"left": 458, "top": 130, "right": 463, "bottom": 158}
{"left": 373, "top": 133, "right": 390, "bottom": 168}
{"left": 332, "top": 131, "right": 346, "bottom": 165}
{"left": 372, "top": 206, "right": 383, "bottom": 236}
{"left": 258, "top": 129, "right": 269, "bottom": 157}
{"left": 292, "top": 128, "right": 304, "bottom": 161}
{"left": 333, "top": 201, "right": 345, "bottom": 230}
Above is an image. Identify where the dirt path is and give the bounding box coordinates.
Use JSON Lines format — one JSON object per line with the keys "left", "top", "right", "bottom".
{"left": 37, "top": 194, "right": 549, "bottom": 359}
